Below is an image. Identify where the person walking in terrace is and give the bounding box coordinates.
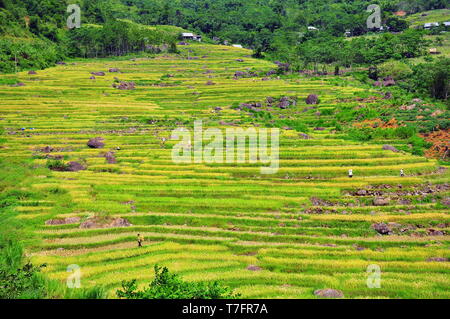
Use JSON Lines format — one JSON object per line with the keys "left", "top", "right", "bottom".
{"left": 348, "top": 169, "right": 353, "bottom": 178}
{"left": 137, "top": 233, "right": 144, "bottom": 247}
{"left": 400, "top": 169, "right": 404, "bottom": 177}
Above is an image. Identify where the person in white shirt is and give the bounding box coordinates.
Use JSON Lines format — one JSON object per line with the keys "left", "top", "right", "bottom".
{"left": 348, "top": 169, "right": 353, "bottom": 178}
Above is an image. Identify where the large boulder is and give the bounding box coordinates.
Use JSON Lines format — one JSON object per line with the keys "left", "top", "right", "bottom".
{"left": 373, "top": 197, "right": 390, "bottom": 206}
{"left": 372, "top": 222, "right": 392, "bottom": 235}
{"left": 87, "top": 137, "right": 105, "bottom": 149}
{"left": 306, "top": 94, "right": 319, "bottom": 105}
{"left": 66, "top": 161, "right": 86, "bottom": 172}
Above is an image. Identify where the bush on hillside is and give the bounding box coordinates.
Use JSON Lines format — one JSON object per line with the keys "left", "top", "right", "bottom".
{"left": 116, "top": 265, "right": 239, "bottom": 299}
{"left": 378, "top": 60, "right": 412, "bottom": 81}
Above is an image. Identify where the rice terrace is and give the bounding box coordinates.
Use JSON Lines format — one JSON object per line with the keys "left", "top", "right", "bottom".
{"left": 0, "top": 0, "right": 449, "bottom": 303}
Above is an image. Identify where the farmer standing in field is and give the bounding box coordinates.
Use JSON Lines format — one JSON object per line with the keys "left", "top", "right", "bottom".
{"left": 400, "top": 169, "right": 405, "bottom": 177}
{"left": 348, "top": 169, "right": 353, "bottom": 178}
{"left": 137, "top": 233, "right": 144, "bottom": 247}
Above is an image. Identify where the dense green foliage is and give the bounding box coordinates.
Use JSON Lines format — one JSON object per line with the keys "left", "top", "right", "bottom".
{"left": 1, "top": 0, "right": 447, "bottom": 72}
{"left": 117, "top": 265, "right": 238, "bottom": 299}
{"left": 403, "top": 57, "right": 450, "bottom": 101}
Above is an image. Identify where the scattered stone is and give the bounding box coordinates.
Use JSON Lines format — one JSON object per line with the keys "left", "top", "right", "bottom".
{"left": 80, "top": 217, "right": 132, "bottom": 229}
{"left": 113, "top": 81, "right": 135, "bottom": 90}
{"left": 91, "top": 72, "right": 106, "bottom": 76}
{"left": 427, "top": 257, "right": 448, "bottom": 262}
{"left": 87, "top": 137, "right": 105, "bottom": 149}
{"left": 45, "top": 217, "right": 81, "bottom": 225}
{"left": 442, "top": 198, "right": 450, "bottom": 207}
{"left": 372, "top": 222, "right": 392, "bottom": 235}
{"left": 104, "top": 151, "right": 117, "bottom": 164}
{"left": 383, "top": 92, "right": 393, "bottom": 99}
{"left": 246, "top": 265, "right": 262, "bottom": 271}
{"left": 28, "top": 70, "right": 37, "bottom": 75}
{"left": 299, "top": 133, "right": 311, "bottom": 140}
{"left": 109, "top": 68, "right": 120, "bottom": 73}
{"left": 41, "top": 146, "right": 54, "bottom": 153}
{"left": 66, "top": 161, "right": 86, "bottom": 172}
{"left": 356, "top": 190, "right": 367, "bottom": 196}
{"left": 306, "top": 94, "right": 319, "bottom": 105}
{"left": 428, "top": 229, "right": 445, "bottom": 236}
{"left": 56, "top": 61, "right": 67, "bottom": 65}
{"left": 10, "top": 82, "right": 26, "bottom": 87}
{"left": 382, "top": 144, "right": 399, "bottom": 153}
{"left": 383, "top": 76, "right": 396, "bottom": 87}
{"left": 206, "top": 80, "right": 216, "bottom": 85}
{"left": 431, "top": 110, "right": 444, "bottom": 117}
{"left": 373, "top": 198, "right": 390, "bottom": 206}
{"left": 89, "top": 76, "right": 96, "bottom": 80}
{"left": 314, "top": 289, "right": 344, "bottom": 298}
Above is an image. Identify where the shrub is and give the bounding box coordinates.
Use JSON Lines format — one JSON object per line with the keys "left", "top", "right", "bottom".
{"left": 116, "top": 265, "right": 239, "bottom": 299}
{"left": 378, "top": 60, "right": 412, "bottom": 81}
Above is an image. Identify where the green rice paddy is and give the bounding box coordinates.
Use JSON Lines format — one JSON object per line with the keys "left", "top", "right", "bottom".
{"left": 0, "top": 43, "right": 448, "bottom": 299}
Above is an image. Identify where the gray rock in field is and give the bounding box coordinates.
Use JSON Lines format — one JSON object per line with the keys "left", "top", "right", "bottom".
{"left": 356, "top": 189, "right": 367, "bottom": 196}
{"left": 104, "top": 151, "right": 117, "bottom": 164}
{"left": 41, "top": 146, "right": 54, "bottom": 153}
{"left": 299, "top": 133, "right": 311, "bottom": 140}
{"left": 28, "top": 70, "right": 37, "bottom": 75}
{"left": 45, "top": 217, "right": 81, "bottom": 225}
{"left": 10, "top": 82, "right": 26, "bottom": 87}
{"left": 372, "top": 222, "right": 392, "bottom": 235}
{"left": 373, "top": 198, "right": 390, "bottom": 206}
{"left": 382, "top": 144, "right": 399, "bottom": 153}
{"left": 246, "top": 265, "right": 262, "bottom": 271}
{"left": 314, "top": 289, "right": 344, "bottom": 298}
{"left": 91, "top": 72, "right": 106, "bottom": 76}
{"left": 427, "top": 257, "right": 448, "bottom": 262}
{"left": 428, "top": 229, "right": 445, "bottom": 236}
{"left": 109, "top": 68, "right": 120, "bottom": 73}
{"left": 67, "top": 161, "right": 86, "bottom": 172}
{"left": 87, "top": 137, "right": 105, "bottom": 149}
{"left": 306, "top": 94, "right": 319, "bottom": 105}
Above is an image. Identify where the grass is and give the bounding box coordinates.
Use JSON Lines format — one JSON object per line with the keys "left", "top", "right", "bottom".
{"left": 0, "top": 42, "right": 448, "bottom": 299}
{"left": 405, "top": 9, "right": 450, "bottom": 28}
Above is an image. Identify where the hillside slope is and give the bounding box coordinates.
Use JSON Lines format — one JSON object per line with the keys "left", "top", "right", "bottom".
{"left": 0, "top": 43, "right": 448, "bottom": 298}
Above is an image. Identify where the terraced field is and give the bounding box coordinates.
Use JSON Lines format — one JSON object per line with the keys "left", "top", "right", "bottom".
{"left": 0, "top": 43, "right": 449, "bottom": 298}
